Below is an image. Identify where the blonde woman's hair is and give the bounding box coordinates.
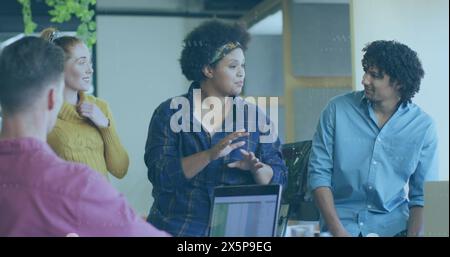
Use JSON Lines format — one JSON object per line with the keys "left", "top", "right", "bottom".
{"left": 40, "top": 27, "right": 82, "bottom": 60}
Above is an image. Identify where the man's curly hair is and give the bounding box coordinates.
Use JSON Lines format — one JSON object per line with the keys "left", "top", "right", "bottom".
{"left": 180, "top": 20, "right": 250, "bottom": 82}
{"left": 362, "top": 40, "right": 424, "bottom": 104}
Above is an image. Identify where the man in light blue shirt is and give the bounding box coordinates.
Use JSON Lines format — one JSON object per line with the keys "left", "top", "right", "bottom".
{"left": 308, "top": 40, "right": 438, "bottom": 237}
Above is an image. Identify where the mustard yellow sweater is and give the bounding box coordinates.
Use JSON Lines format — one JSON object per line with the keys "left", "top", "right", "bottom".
{"left": 48, "top": 92, "right": 129, "bottom": 179}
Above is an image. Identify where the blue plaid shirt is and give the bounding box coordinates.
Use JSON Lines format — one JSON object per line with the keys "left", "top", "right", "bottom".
{"left": 145, "top": 83, "right": 287, "bottom": 236}
{"left": 309, "top": 91, "right": 439, "bottom": 236}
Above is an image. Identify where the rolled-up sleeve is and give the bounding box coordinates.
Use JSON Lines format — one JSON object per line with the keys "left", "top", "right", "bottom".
{"left": 259, "top": 138, "right": 287, "bottom": 189}
{"left": 256, "top": 113, "right": 287, "bottom": 189}
{"left": 144, "top": 103, "right": 188, "bottom": 192}
{"left": 308, "top": 102, "right": 336, "bottom": 191}
{"left": 408, "top": 122, "right": 439, "bottom": 208}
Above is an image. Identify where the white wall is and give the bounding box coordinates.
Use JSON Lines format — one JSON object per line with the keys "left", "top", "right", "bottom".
{"left": 352, "top": 0, "right": 449, "bottom": 180}
{"left": 96, "top": 15, "right": 207, "bottom": 216}
{"left": 245, "top": 35, "right": 286, "bottom": 142}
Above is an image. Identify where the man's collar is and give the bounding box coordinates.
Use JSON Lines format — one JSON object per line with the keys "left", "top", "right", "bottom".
{"left": 359, "top": 91, "right": 411, "bottom": 110}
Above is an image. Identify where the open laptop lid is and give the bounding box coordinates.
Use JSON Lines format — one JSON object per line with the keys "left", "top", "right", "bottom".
{"left": 209, "top": 184, "right": 282, "bottom": 237}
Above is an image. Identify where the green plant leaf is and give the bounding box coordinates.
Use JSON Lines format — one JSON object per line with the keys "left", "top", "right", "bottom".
{"left": 88, "top": 21, "right": 96, "bottom": 30}
{"left": 19, "top": 0, "right": 97, "bottom": 47}
{"left": 17, "top": 0, "right": 37, "bottom": 34}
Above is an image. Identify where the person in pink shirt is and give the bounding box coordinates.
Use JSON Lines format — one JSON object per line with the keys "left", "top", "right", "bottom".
{"left": 0, "top": 37, "right": 170, "bottom": 237}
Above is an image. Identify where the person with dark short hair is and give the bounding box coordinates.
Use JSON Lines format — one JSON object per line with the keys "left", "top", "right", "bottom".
{"left": 145, "top": 20, "right": 287, "bottom": 236}
{"left": 309, "top": 40, "right": 438, "bottom": 237}
{"left": 0, "top": 37, "right": 169, "bottom": 236}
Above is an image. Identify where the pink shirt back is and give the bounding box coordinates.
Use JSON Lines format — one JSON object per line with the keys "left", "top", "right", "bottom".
{"left": 0, "top": 137, "right": 170, "bottom": 237}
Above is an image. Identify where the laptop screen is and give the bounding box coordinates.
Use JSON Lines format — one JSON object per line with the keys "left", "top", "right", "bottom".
{"left": 209, "top": 184, "right": 282, "bottom": 237}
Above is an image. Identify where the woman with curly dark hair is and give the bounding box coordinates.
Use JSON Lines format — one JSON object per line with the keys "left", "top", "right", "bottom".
{"left": 144, "top": 20, "right": 287, "bottom": 236}
{"left": 309, "top": 40, "right": 438, "bottom": 237}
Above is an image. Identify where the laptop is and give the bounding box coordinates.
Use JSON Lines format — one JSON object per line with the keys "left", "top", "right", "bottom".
{"left": 209, "top": 184, "right": 282, "bottom": 237}
{"left": 424, "top": 181, "right": 449, "bottom": 237}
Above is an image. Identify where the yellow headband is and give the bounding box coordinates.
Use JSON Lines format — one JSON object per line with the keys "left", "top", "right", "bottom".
{"left": 209, "top": 42, "right": 241, "bottom": 64}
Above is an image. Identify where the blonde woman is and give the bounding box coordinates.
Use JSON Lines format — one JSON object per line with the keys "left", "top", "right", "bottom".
{"left": 42, "top": 28, "right": 129, "bottom": 180}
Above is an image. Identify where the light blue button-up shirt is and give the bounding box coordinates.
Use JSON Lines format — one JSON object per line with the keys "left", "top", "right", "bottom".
{"left": 308, "top": 91, "right": 439, "bottom": 236}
